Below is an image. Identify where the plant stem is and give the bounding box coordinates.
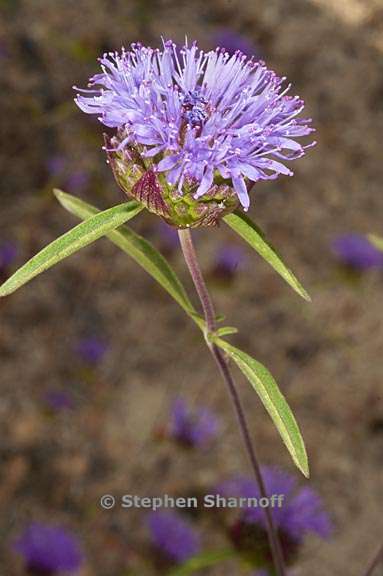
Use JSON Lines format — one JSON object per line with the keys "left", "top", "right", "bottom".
{"left": 178, "top": 228, "right": 286, "bottom": 576}
{"left": 363, "top": 543, "right": 383, "bottom": 576}
{"left": 177, "top": 228, "right": 216, "bottom": 333}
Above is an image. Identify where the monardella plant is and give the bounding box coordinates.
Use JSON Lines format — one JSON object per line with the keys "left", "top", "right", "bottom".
{"left": 1, "top": 40, "right": 317, "bottom": 576}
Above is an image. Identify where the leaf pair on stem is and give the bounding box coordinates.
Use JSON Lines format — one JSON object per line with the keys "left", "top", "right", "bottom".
{"left": 0, "top": 189, "right": 310, "bottom": 477}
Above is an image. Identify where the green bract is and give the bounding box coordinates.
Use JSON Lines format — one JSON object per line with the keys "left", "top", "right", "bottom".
{"left": 107, "top": 135, "right": 239, "bottom": 229}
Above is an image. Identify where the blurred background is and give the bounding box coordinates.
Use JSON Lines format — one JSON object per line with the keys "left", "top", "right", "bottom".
{"left": 1, "top": 0, "right": 383, "bottom": 574}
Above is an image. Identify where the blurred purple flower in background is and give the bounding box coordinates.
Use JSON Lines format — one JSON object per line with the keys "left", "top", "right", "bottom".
{"left": 214, "top": 28, "right": 259, "bottom": 58}
{"left": 14, "top": 522, "right": 83, "bottom": 575}
{"left": 75, "top": 337, "right": 108, "bottom": 365}
{"left": 0, "top": 40, "right": 9, "bottom": 60}
{"left": 46, "top": 155, "right": 66, "bottom": 177}
{"left": 332, "top": 234, "right": 383, "bottom": 271}
{"left": 211, "top": 244, "right": 247, "bottom": 281}
{"left": 148, "top": 511, "right": 201, "bottom": 564}
{"left": 43, "top": 389, "right": 75, "bottom": 412}
{"left": 65, "top": 170, "right": 89, "bottom": 193}
{"left": 216, "top": 466, "right": 332, "bottom": 561}
{"left": 156, "top": 221, "right": 179, "bottom": 254}
{"left": 0, "top": 242, "right": 17, "bottom": 272}
{"left": 170, "top": 397, "right": 219, "bottom": 448}
{"left": 46, "top": 156, "right": 89, "bottom": 193}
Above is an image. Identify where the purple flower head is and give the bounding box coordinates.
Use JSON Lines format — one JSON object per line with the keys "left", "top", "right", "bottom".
{"left": 332, "top": 234, "right": 383, "bottom": 271}
{"left": 0, "top": 242, "right": 17, "bottom": 272}
{"left": 170, "top": 397, "right": 219, "bottom": 448}
{"left": 14, "top": 522, "right": 83, "bottom": 575}
{"left": 216, "top": 467, "right": 332, "bottom": 544}
{"left": 44, "top": 389, "right": 75, "bottom": 412}
{"left": 147, "top": 511, "right": 201, "bottom": 564}
{"left": 75, "top": 337, "right": 108, "bottom": 365}
{"left": 75, "top": 39, "right": 314, "bottom": 224}
{"left": 214, "top": 29, "right": 260, "bottom": 58}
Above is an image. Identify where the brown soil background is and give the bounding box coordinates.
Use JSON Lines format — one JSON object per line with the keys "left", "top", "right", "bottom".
{"left": 1, "top": 0, "right": 383, "bottom": 574}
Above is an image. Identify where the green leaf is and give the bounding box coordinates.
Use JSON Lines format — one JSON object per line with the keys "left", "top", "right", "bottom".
{"left": 214, "top": 338, "right": 309, "bottom": 477}
{"left": 54, "top": 189, "right": 203, "bottom": 329}
{"left": 223, "top": 211, "right": 311, "bottom": 302}
{"left": 0, "top": 200, "right": 143, "bottom": 297}
{"left": 215, "top": 326, "right": 239, "bottom": 337}
{"left": 167, "top": 549, "right": 235, "bottom": 576}
{"left": 368, "top": 234, "right": 383, "bottom": 252}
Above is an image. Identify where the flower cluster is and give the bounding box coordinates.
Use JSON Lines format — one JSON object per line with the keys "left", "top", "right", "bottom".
{"left": 332, "top": 234, "right": 383, "bottom": 271}
{"left": 214, "top": 29, "right": 259, "bottom": 58}
{"left": 211, "top": 244, "right": 247, "bottom": 281}
{"left": 147, "top": 511, "right": 201, "bottom": 564}
{"left": 215, "top": 467, "right": 332, "bottom": 566}
{"left": 75, "top": 40, "right": 314, "bottom": 226}
{"left": 43, "top": 389, "right": 75, "bottom": 412}
{"left": 14, "top": 522, "right": 83, "bottom": 575}
{"left": 170, "top": 397, "right": 219, "bottom": 448}
{"left": 75, "top": 336, "right": 108, "bottom": 365}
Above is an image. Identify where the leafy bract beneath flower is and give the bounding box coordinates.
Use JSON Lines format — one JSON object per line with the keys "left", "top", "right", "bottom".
{"left": 75, "top": 40, "right": 314, "bottom": 224}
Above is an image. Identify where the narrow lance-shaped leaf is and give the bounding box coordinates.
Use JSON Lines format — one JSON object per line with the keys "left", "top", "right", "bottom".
{"left": 54, "top": 189, "right": 204, "bottom": 329}
{"left": 0, "top": 201, "right": 143, "bottom": 297}
{"left": 368, "top": 234, "right": 383, "bottom": 253}
{"left": 213, "top": 337, "right": 309, "bottom": 477}
{"left": 223, "top": 210, "right": 311, "bottom": 302}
